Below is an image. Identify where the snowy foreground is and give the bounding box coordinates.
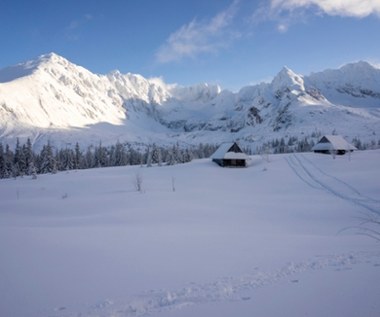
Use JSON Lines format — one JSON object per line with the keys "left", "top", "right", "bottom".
{"left": 1, "top": 151, "right": 380, "bottom": 317}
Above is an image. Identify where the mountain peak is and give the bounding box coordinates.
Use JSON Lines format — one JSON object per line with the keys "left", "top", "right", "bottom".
{"left": 339, "top": 60, "right": 380, "bottom": 74}
{"left": 38, "top": 52, "right": 68, "bottom": 64}
{"left": 35, "top": 52, "right": 79, "bottom": 72}
{"left": 0, "top": 52, "right": 72, "bottom": 83}
{"left": 307, "top": 60, "right": 380, "bottom": 95}
{"left": 279, "top": 65, "right": 293, "bottom": 73}
{"left": 271, "top": 66, "right": 304, "bottom": 92}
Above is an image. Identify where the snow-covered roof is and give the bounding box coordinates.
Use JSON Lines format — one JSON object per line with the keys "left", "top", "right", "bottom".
{"left": 312, "top": 135, "right": 357, "bottom": 151}
{"left": 211, "top": 142, "right": 235, "bottom": 159}
{"left": 224, "top": 152, "right": 249, "bottom": 160}
{"left": 211, "top": 142, "right": 249, "bottom": 160}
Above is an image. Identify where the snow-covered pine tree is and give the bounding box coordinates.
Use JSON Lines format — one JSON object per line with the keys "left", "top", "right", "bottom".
{"left": 4, "top": 144, "right": 13, "bottom": 178}
{"left": 94, "top": 142, "right": 108, "bottom": 167}
{"left": 146, "top": 147, "right": 152, "bottom": 167}
{"left": 74, "top": 142, "right": 82, "bottom": 169}
{"left": 166, "top": 147, "right": 176, "bottom": 165}
{"left": 150, "top": 144, "right": 164, "bottom": 166}
{"left": 29, "top": 161, "right": 37, "bottom": 179}
{"left": 14, "top": 138, "right": 27, "bottom": 176}
{"left": 23, "top": 138, "right": 34, "bottom": 175}
{"left": 157, "top": 147, "right": 162, "bottom": 166}
{"left": 114, "top": 141, "right": 127, "bottom": 166}
{"left": 39, "top": 142, "right": 57, "bottom": 174}
{"left": 61, "top": 148, "right": 75, "bottom": 171}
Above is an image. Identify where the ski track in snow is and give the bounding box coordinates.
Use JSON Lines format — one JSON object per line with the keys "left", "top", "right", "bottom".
{"left": 300, "top": 154, "right": 380, "bottom": 204}
{"left": 285, "top": 154, "right": 380, "bottom": 215}
{"left": 50, "top": 252, "right": 380, "bottom": 317}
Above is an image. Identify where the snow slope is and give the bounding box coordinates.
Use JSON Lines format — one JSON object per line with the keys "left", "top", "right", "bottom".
{"left": 0, "top": 53, "right": 380, "bottom": 149}
{"left": 0, "top": 150, "right": 379, "bottom": 317}
{"left": 306, "top": 61, "right": 380, "bottom": 108}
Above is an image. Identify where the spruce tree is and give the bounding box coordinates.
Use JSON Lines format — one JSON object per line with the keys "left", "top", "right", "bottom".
{"left": 23, "top": 138, "right": 34, "bottom": 175}
{"left": 39, "top": 142, "right": 57, "bottom": 174}
{"left": 146, "top": 147, "right": 152, "bottom": 167}
{"left": 14, "top": 138, "right": 27, "bottom": 176}
{"left": 4, "top": 144, "right": 14, "bottom": 178}
{"left": 74, "top": 142, "right": 82, "bottom": 169}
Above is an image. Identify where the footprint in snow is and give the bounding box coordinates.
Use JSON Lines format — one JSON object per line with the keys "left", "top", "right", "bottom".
{"left": 54, "top": 306, "right": 66, "bottom": 311}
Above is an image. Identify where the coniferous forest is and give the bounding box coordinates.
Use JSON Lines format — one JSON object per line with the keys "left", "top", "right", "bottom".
{"left": 0, "top": 139, "right": 218, "bottom": 179}
{"left": 0, "top": 136, "right": 379, "bottom": 179}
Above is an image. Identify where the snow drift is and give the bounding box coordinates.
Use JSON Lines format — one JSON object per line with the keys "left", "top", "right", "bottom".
{"left": 0, "top": 150, "right": 379, "bottom": 317}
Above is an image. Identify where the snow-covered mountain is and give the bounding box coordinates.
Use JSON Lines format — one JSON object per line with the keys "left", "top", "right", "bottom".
{"left": 0, "top": 53, "right": 379, "bottom": 150}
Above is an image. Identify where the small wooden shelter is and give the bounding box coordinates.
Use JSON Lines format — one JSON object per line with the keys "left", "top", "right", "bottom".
{"left": 211, "top": 142, "right": 249, "bottom": 167}
{"left": 312, "top": 135, "right": 357, "bottom": 155}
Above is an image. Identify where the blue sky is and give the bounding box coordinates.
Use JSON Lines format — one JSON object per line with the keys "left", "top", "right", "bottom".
{"left": 1, "top": 0, "right": 380, "bottom": 90}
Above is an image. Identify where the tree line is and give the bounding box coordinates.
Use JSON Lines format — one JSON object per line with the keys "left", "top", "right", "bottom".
{"left": 1, "top": 135, "right": 379, "bottom": 179}
{"left": 256, "top": 135, "right": 380, "bottom": 155}
{"left": 0, "top": 139, "right": 218, "bottom": 179}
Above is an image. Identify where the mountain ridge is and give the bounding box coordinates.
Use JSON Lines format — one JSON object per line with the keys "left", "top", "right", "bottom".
{"left": 0, "top": 53, "right": 379, "bottom": 150}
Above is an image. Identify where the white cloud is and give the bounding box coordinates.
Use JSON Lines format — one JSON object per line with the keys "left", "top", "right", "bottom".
{"left": 250, "top": 0, "right": 380, "bottom": 34}
{"left": 156, "top": 1, "right": 240, "bottom": 63}
{"left": 270, "top": 0, "right": 380, "bottom": 18}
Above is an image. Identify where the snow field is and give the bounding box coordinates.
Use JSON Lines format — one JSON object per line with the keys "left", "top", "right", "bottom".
{"left": 0, "top": 150, "right": 379, "bottom": 317}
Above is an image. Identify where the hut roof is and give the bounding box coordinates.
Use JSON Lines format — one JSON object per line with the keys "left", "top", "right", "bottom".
{"left": 312, "top": 135, "right": 357, "bottom": 151}
{"left": 211, "top": 142, "right": 249, "bottom": 160}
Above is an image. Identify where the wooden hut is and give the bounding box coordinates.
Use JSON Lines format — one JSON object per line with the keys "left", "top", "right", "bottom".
{"left": 211, "top": 142, "right": 249, "bottom": 167}
{"left": 312, "top": 135, "right": 357, "bottom": 155}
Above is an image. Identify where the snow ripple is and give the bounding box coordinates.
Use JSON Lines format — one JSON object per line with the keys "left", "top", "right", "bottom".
{"left": 51, "top": 252, "right": 380, "bottom": 317}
